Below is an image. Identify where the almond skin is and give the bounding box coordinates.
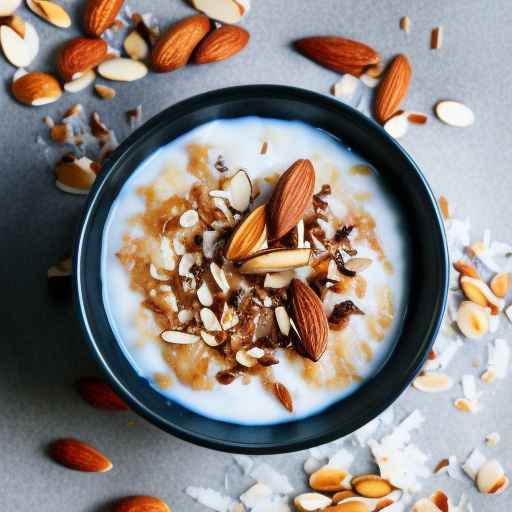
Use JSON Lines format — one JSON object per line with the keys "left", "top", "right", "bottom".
{"left": 294, "top": 36, "right": 380, "bottom": 76}
{"left": 76, "top": 377, "right": 129, "bottom": 411}
{"left": 152, "top": 15, "right": 211, "bottom": 73}
{"left": 112, "top": 495, "right": 171, "bottom": 512}
{"left": 49, "top": 438, "right": 113, "bottom": 472}
{"left": 194, "top": 24, "right": 249, "bottom": 64}
{"left": 225, "top": 204, "right": 266, "bottom": 260}
{"left": 267, "top": 159, "right": 315, "bottom": 241}
{"left": 83, "top": 0, "right": 124, "bottom": 37}
{"left": 58, "top": 37, "right": 108, "bottom": 81}
{"left": 11, "top": 71, "right": 62, "bottom": 106}
{"left": 289, "top": 279, "right": 329, "bottom": 362}
{"left": 374, "top": 54, "right": 412, "bottom": 123}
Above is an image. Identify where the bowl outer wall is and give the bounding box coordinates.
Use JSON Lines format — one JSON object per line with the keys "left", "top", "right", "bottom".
{"left": 74, "top": 85, "right": 449, "bottom": 454}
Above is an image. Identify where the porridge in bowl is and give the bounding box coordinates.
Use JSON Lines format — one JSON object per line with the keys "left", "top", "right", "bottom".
{"left": 102, "top": 117, "right": 407, "bottom": 425}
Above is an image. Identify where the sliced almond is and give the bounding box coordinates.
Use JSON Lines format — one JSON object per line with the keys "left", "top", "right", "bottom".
{"left": 294, "top": 492, "right": 332, "bottom": 512}
{"left": 210, "top": 262, "right": 230, "bottom": 293}
{"left": 351, "top": 475, "right": 393, "bottom": 498}
{"left": 236, "top": 349, "right": 258, "bottom": 368}
{"left": 0, "top": 24, "right": 30, "bottom": 67}
{"left": 435, "top": 100, "right": 474, "bottom": 127}
{"left": 0, "top": 0, "right": 22, "bottom": 16}
{"left": 239, "top": 248, "right": 311, "bottom": 274}
{"left": 178, "top": 309, "right": 193, "bottom": 324}
{"left": 413, "top": 372, "right": 453, "bottom": 392}
{"left": 225, "top": 205, "right": 267, "bottom": 261}
{"left": 200, "top": 307, "right": 222, "bottom": 331}
{"left": 490, "top": 272, "right": 509, "bottom": 298}
{"left": 454, "top": 398, "right": 477, "bottom": 413}
{"left": 383, "top": 111, "right": 408, "bottom": 139}
{"left": 332, "top": 491, "right": 358, "bottom": 504}
{"left": 228, "top": 169, "right": 252, "bottom": 212}
{"left": 197, "top": 281, "right": 213, "bottom": 307}
{"left": 123, "top": 30, "right": 149, "bottom": 60}
{"left": 412, "top": 499, "right": 442, "bottom": 512}
{"left": 191, "top": 0, "right": 250, "bottom": 24}
{"left": 149, "top": 263, "right": 169, "bottom": 281}
{"left": 200, "top": 331, "right": 221, "bottom": 347}
{"left": 438, "top": 195, "right": 449, "bottom": 219}
{"left": 310, "top": 467, "right": 349, "bottom": 492}
{"left": 161, "top": 331, "right": 200, "bottom": 344}
{"left": 274, "top": 306, "right": 291, "bottom": 336}
{"left": 97, "top": 57, "right": 148, "bottom": 82}
{"left": 94, "top": 83, "right": 116, "bottom": 100}
{"left": 456, "top": 301, "right": 489, "bottom": 339}
{"left": 264, "top": 270, "right": 294, "bottom": 288}
{"left": 407, "top": 112, "right": 428, "bottom": 124}
{"left": 344, "top": 257, "right": 372, "bottom": 273}
{"left": 476, "top": 459, "right": 505, "bottom": 493}
{"left": 55, "top": 156, "right": 96, "bottom": 194}
{"left": 179, "top": 209, "right": 199, "bottom": 228}
{"left": 64, "top": 69, "right": 95, "bottom": 93}
{"left": 326, "top": 503, "right": 370, "bottom": 512}
{"left": 27, "top": 0, "right": 71, "bottom": 28}
{"left": 460, "top": 276, "right": 502, "bottom": 315}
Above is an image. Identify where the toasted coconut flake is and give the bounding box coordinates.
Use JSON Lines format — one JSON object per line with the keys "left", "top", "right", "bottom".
{"left": 413, "top": 372, "right": 453, "bottom": 392}
{"left": 161, "top": 331, "right": 200, "bottom": 344}
{"left": 159, "top": 236, "right": 175, "bottom": 271}
{"left": 179, "top": 209, "right": 199, "bottom": 228}
{"left": 453, "top": 259, "right": 480, "bottom": 279}
{"left": 476, "top": 459, "right": 505, "bottom": 493}
{"left": 200, "top": 307, "right": 222, "bottom": 332}
{"left": 197, "top": 281, "right": 213, "bottom": 307}
{"left": 431, "top": 27, "right": 443, "bottom": 49}
{"left": 332, "top": 74, "right": 360, "bottom": 101}
{"left": 294, "top": 492, "right": 332, "bottom": 512}
{"left": 228, "top": 169, "right": 252, "bottom": 212}
{"left": 210, "top": 262, "right": 230, "bottom": 293}
{"left": 456, "top": 301, "right": 489, "bottom": 339}
{"left": 149, "top": 263, "right": 168, "bottom": 281}
{"left": 275, "top": 306, "right": 291, "bottom": 336}
{"left": 435, "top": 101, "right": 474, "bottom": 127}
{"left": 485, "top": 432, "right": 501, "bottom": 447}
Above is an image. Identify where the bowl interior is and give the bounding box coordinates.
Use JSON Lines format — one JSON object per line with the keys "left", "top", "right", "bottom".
{"left": 75, "top": 85, "right": 448, "bottom": 454}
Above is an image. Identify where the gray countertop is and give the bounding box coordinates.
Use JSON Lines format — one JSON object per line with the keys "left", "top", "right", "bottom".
{"left": 2, "top": 0, "right": 512, "bottom": 510}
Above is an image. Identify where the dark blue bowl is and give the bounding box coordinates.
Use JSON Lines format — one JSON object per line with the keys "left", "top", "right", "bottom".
{"left": 74, "top": 85, "right": 448, "bottom": 454}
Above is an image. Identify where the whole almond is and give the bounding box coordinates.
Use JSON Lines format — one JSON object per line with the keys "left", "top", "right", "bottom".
{"left": 152, "top": 15, "right": 211, "bottom": 73}
{"left": 294, "top": 36, "right": 380, "bottom": 76}
{"left": 11, "top": 71, "right": 62, "bottom": 106}
{"left": 225, "top": 204, "right": 266, "bottom": 260}
{"left": 76, "top": 377, "right": 129, "bottom": 410}
{"left": 374, "top": 54, "right": 412, "bottom": 123}
{"left": 194, "top": 24, "right": 249, "bottom": 64}
{"left": 267, "top": 159, "right": 315, "bottom": 240}
{"left": 83, "top": 0, "right": 124, "bottom": 37}
{"left": 273, "top": 382, "right": 293, "bottom": 412}
{"left": 57, "top": 37, "right": 107, "bottom": 81}
{"left": 50, "top": 438, "right": 112, "bottom": 472}
{"left": 289, "top": 279, "right": 329, "bottom": 362}
{"left": 113, "top": 495, "right": 171, "bottom": 512}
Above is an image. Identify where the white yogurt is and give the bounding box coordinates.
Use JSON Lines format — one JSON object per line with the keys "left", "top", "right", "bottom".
{"left": 102, "top": 117, "right": 408, "bottom": 425}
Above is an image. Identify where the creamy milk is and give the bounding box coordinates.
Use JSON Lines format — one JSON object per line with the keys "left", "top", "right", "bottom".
{"left": 102, "top": 117, "right": 407, "bottom": 425}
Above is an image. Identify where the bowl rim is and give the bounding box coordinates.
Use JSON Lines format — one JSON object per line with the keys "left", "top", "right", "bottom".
{"left": 74, "top": 84, "right": 449, "bottom": 454}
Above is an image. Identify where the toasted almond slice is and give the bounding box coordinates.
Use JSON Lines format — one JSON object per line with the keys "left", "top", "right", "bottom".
{"left": 236, "top": 349, "right": 258, "bottom": 367}
{"left": 344, "top": 257, "right": 372, "bottom": 272}
{"left": 123, "top": 30, "right": 149, "bottom": 60}
{"left": 200, "top": 331, "right": 221, "bottom": 347}
{"left": 274, "top": 306, "right": 291, "bottom": 336}
{"left": 310, "top": 467, "right": 349, "bottom": 492}
{"left": 210, "top": 262, "right": 230, "bottom": 293}
{"left": 228, "top": 169, "right": 252, "bottom": 212}
{"left": 200, "top": 307, "right": 222, "bottom": 331}
{"left": 0, "top": 0, "right": 22, "bottom": 16}
{"left": 191, "top": 0, "right": 250, "bottom": 24}
{"left": 97, "top": 57, "right": 148, "bottom": 82}
{"left": 179, "top": 209, "right": 199, "bottom": 228}
{"left": 28, "top": 0, "right": 71, "bottom": 28}
{"left": 294, "top": 492, "right": 332, "bottom": 512}
{"left": 64, "top": 69, "right": 95, "bottom": 93}
{"left": 490, "top": 272, "right": 509, "bottom": 298}
{"left": 407, "top": 112, "right": 428, "bottom": 124}
{"left": 383, "top": 111, "right": 408, "bottom": 139}
{"left": 197, "top": 281, "right": 213, "bottom": 307}
{"left": 161, "top": 331, "right": 200, "bottom": 344}
{"left": 351, "top": 475, "right": 393, "bottom": 498}
{"left": 0, "top": 24, "right": 30, "bottom": 67}
{"left": 460, "top": 276, "right": 502, "bottom": 315}
{"left": 453, "top": 260, "right": 480, "bottom": 279}
{"left": 225, "top": 205, "right": 267, "bottom": 260}
{"left": 480, "top": 369, "right": 496, "bottom": 384}
{"left": 476, "top": 459, "right": 505, "bottom": 493}
{"left": 94, "top": 83, "right": 116, "bottom": 100}
{"left": 264, "top": 270, "right": 295, "bottom": 288}
{"left": 435, "top": 100, "right": 474, "bottom": 127}
{"left": 454, "top": 398, "right": 477, "bottom": 413}
{"left": 413, "top": 372, "right": 453, "bottom": 392}
{"left": 490, "top": 475, "right": 509, "bottom": 495}
{"left": 239, "top": 248, "right": 311, "bottom": 274}
{"left": 457, "top": 301, "right": 490, "bottom": 339}
{"left": 438, "top": 195, "right": 449, "bottom": 219}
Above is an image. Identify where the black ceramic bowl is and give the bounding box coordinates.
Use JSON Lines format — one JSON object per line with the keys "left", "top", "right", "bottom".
{"left": 75, "top": 85, "right": 448, "bottom": 454}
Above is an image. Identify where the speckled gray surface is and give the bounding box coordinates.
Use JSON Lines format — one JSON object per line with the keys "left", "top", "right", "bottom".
{"left": 2, "top": 0, "right": 512, "bottom": 510}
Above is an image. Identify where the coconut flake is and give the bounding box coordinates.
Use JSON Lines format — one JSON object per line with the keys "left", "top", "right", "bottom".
{"left": 186, "top": 486, "right": 236, "bottom": 512}
{"left": 214, "top": 197, "right": 235, "bottom": 226}
{"left": 250, "top": 463, "right": 294, "bottom": 494}
{"left": 303, "top": 456, "right": 323, "bottom": 475}
{"left": 326, "top": 447, "right": 354, "bottom": 470}
{"left": 200, "top": 307, "right": 222, "bottom": 332}
{"left": 149, "top": 263, "right": 168, "bottom": 281}
{"left": 353, "top": 417, "right": 381, "bottom": 446}
{"left": 233, "top": 454, "right": 253, "bottom": 475}
{"left": 487, "top": 338, "right": 510, "bottom": 379}
{"left": 462, "top": 449, "right": 486, "bottom": 481}
{"left": 332, "top": 74, "right": 360, "bottom": 102}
